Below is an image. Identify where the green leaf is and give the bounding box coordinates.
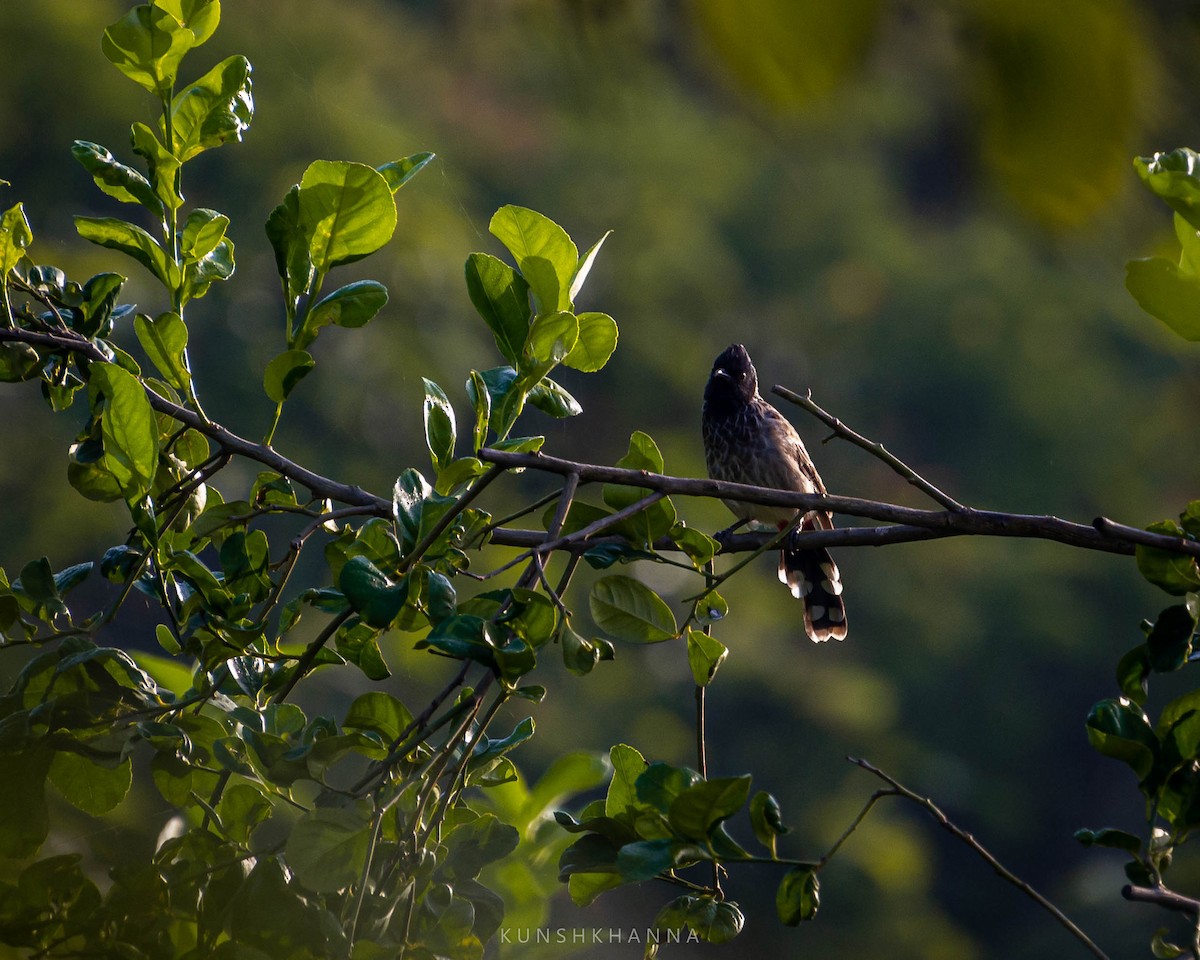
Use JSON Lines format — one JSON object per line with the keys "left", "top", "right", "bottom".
{"left": 339, "top": 557, "right": 407, "bottom": 629}
{"left": 134, "top": 311, "right": 190, "bottom": 390}
{"left": 168, "top": 54, "right": 253, "bottom": 161}
{"left": 130, "top": 122, "right": 182, "bottom": 211}
{"left": 263, "top": 349, "right": 315, "bottom": 404}
{"left": 265, "top": 185, "right": 308, "bottom": 300}
{"left": 181, "top": 208, "right": 229, "bottom": 262}
{"left": 616, "top": 839, "right": 706, "bottom": 882}
{"left": 0, "top": 747, "right": 51, "bottom": 857}
{"left": 1135, "top": 149, "right": 1200, "bottom": 232}
{"left": 1116, "top": 645, "right": 1151, "bottom": 707}
{"left": 685, "top": 896, "right": 744, "bottom": 944}
{"left": 1147, "top": 604, "right": 1197, "bottom": 673}
{"left": 71, "top": 141, "right": 162, "bottom": 215}
{"left": 528, "top": 377, "right": 582, "bottom": 418}
{"left": 749, "top": 791, "right": 790, "bottom": 854}
{"left": 564, "top": 311, "right": 618, "bottom": 372}
{"left": 636, "top": 762, "right": 702, "bottom": 814}
{"left": 297, "top": 160, "right": 397, "bottom": 275}
{"left": 75, "top": 217, "right": 176, "bottom": 289}
{"left": 777, "top": 866, "right": 819, "bottom": 924}
{"left": 525, "top": 310, "right": 579, "bottom": 368}
{"left": 91, "top": 361, "right": 159, "bottom": 497}
{"left": 567, "top": 870, "right": 625, "bottom": 907}
{"left": 466, "top": 370, "right": 491, "bottom": 451}
{"left": 48, "top": 752, "right": 132, "bottom": 816}
{"left": 0, "top": 203, "right": 33, "bottom": 275}
{"left": 297, "top": 279, "right": 388, "bottom": 349}
{"left": 686, "top": 627, "right": 728, "bottom": 686}
{"left": 1126, "top": 257, "right": 1200, "bottom": 341}
{"left": 606, "top": 743, "right": 648, "bottom": 820}
{"left": 336, "top": 621, "right": 391, "bottom": 681}
{"left": 668, "top": 775, "right": 752, "bottom": 841}
{"left": 1135, "top": 521, "right": 1200, "bottom": 594}
{"left": 376, "top": 152, "right": 435, "bottom": 193}
{"left": 1086, "top": 698, "right": 1160, "bottom": 787}
{"left": 569, "top": 230, "right": 611, "bottom": 302}
{"left": 560, "top": 623, "right": 601, "bottom": 675}
{"left": 465, "top": 253, "right": 531, "bottom": 366}
{"left": 440, "top": 813, "right": 520, "bottom": 881}
{"left": 1074, "top": 827, "right": 1142, "bottom": 854}
{"left": 590, "top": 575, "right": 678, "bottom": 643}
{"left": 343, "top": 691, "right": 413, "bottom": 744}
{"left": 422, "top": 378, "right": 456, "bottom": 471}
{"left": 101, "top": 3, "right": 197, "bottom": 95}
{"left": 285, "top": 806, "right": 371, "bottom": 893}
{"left": 489, "top": 205, "right": 578, "bottom": 314}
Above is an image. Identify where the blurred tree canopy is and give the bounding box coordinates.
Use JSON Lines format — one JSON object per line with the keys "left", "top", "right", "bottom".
{"left": 3, "top": 1, "right": 1200, "bottom": 957}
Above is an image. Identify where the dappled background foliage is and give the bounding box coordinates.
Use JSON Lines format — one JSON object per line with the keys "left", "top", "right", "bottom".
{"left": 4, "top": 0, "right": 1200, "bottom": 956}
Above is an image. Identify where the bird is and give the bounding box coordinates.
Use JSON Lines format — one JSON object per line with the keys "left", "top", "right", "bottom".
{"left": 701, "top": 343, "right": 847, "bottom": 642}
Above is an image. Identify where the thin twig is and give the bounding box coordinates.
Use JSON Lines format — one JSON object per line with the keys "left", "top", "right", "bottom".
{"left": 772, "top": 385, "right": 965, "bottom": 512}
{"left": 850, "top": 757, "right": 1110, "bottom": 960}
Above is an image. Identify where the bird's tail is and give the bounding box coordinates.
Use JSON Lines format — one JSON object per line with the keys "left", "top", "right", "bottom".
{"left": 779, "top": 545, "right": 847, "bottom": 643}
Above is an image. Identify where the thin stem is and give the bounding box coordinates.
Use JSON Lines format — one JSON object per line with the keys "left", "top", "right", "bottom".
{"left": 271, "top": 608, "right": 352, "bottom": 704}
{"left": 850, "top": 757, "right": 1111, "bottom": 960}
{"left": 398, "top": 464, "right": 505, "bottom": 573}
{"left": 772, "top": 385, "right": 964, "bottom": 512}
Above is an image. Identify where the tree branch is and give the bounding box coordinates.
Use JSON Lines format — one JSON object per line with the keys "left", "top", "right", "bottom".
{"left": 6, "top": 326, "right": 1195, "bottom": 564}
{"left": 850, "top": 758, "right": 1111, "bottom": 960}
{"left": 772, "top": 384, "right": 965, "bottom": 512}
{"left": 478, "top": 448, "right": 1200, "bottom": 558}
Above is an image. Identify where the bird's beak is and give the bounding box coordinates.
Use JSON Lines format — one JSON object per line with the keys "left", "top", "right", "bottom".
{"left": 713, "top": 367, "right": 730, "bottom": 380}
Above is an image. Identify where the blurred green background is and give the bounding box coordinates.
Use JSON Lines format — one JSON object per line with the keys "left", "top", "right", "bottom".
{"left": 4, "top": 0, "right": 1200, "bottom": 956}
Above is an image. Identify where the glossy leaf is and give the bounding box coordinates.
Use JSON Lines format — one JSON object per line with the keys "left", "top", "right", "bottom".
{"left": 528, "top": 377, "right": 582, "bottom": 419}
{"left": 489, "top": 205, "right": 578, "bottom": 314}
{"left": 1135, "top": 149, "right": 1200, "bottom": 232}
{"left": 297, "top": 279, "right": 388, "bottom": 349}
{"left": 1086, "top": 697, "right": 1159, "bottom": 787}
{"left": 168, "top": 54, "right": 253, "bottom": 161}
{"left": 376, "top": 151, "right": 435, "bottom": 193}
{"left": 0, "top": 203, "right": 32, "bottom": 275}
{"left": 1135, "top": 521, "right": 1200, "bottom": 594}
{"left": 130, "top": 122, "right": 182, "bottom": 211}
{"left": 1147, "top": 604, "right": 1197, "bottom": 673}
{"left": 135, "top": 311, "right": 190, "bottom": 390}
{"left": 91, "top": 361, "right": 159, "bottom": 497}
{"left": 569, "top": 230, "right": 611, "bottom": 302}
{"left": 616, "top": 838, "right": 706, "bottom": 882}
{"left": 440, "top": 813, "right": 520, "bottom": 881}
{"left": 777, "top": 866, "right": 819, "bottom": 924}
{"left": 563, "top": 311, "right": 618, "bottom": 372}
{"left": 524, "top": 310, "right": 578, "bottom": 367}
{"left": 422, "top": 378, "right": 456, "bottom": 471}
{"left": 101, "top": 3, "right": 197, "bottom": 95}
{"left": 668, "top": 775, "right": 752, "bottom": 841}
{"left": 590, "top": 575, "right": 677, "bottom": 643}
{"left": 465, "top": 253, "right": 531, "bottom": 366}
{"left": 1074, "top": 827, "right": 1142, "bottom": 854}
{"left": 71, "top": 140, "right": 162, "bottom": 215}
{"left": 339, "top": 557, "right": 407, "bottom": 629}
{"left": 263, "top": 349, "right": 314, "bottom": 404}
{"left": 685, "top": 896, "right": 744, "bottom": 944}
{"left": 749, "top": 790, "right": 790, "bottom": 853}
{"left": 297, "top": 160, "right": 396, "bottom": 274}
{"left": 466, "top": 370, "right": 491, "bottom": 451}
{"left": 75, "top": 217, "right": 176, "bottom": 289}
{"left": 686, "top": 627, "right": 727, "bottom": 686}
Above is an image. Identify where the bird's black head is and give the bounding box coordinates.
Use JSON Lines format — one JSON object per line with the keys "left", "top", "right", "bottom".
{"left": 705, "top": 343, "right": 759, "bottom": 408}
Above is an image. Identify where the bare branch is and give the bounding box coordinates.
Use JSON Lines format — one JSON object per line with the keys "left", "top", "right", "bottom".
{"left": 479, "top": 448, "right": 1200, "bottom": 559}
{"left": 771, "top": 384, "right": 965, "bottom": 512}
{"left": 851, "top": 758, "right": 1111, "bottom": 960}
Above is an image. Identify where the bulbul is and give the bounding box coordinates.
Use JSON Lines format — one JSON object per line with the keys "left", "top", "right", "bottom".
{"left": 701, "top": 343, "right": 847, "bottom": 642}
